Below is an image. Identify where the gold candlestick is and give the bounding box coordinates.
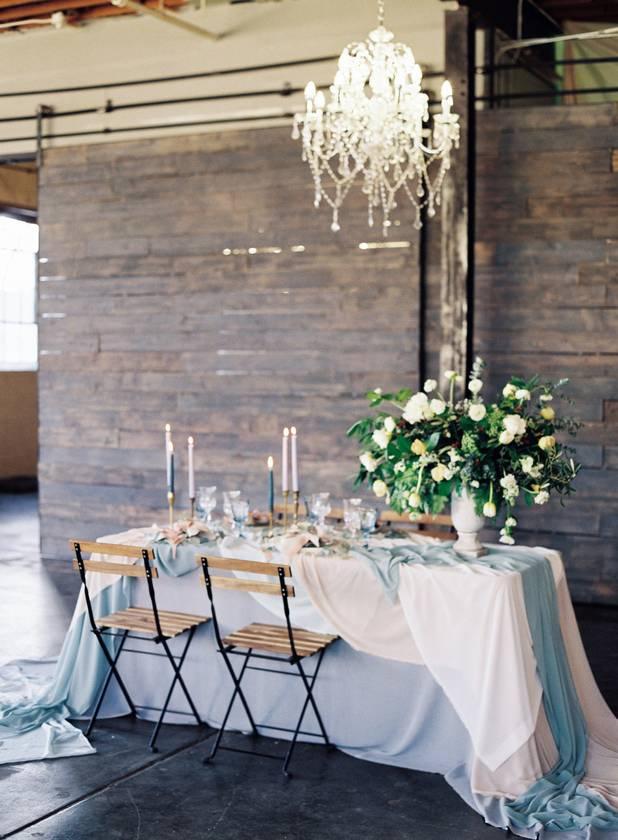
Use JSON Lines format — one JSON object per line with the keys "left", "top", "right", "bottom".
{"left": 189, "top": 497, "right": 195, "bottom": 521}
{"left": 293, "top": 490, "right": 300, "bottom": 524}
{"left": 167, "top": 490, "right": 175, "bottom": 527}
{"left": 268, "top": 511, "right": 274, "bottom": 538}
{"left": 283, "top": 489, "right": 290, "bottom": 529}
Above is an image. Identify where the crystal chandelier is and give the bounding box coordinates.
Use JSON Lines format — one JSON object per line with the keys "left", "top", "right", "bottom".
{"left": 292, "top": 0, "right": 460, "bottom": 235}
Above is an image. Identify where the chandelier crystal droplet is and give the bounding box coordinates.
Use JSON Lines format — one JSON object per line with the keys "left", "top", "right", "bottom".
{"left": 292, "top": 0, "right": 460, "bottom": 235}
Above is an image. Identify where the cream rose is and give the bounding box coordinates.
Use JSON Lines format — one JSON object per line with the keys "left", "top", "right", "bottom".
{"left": 538, "top": 435, "right": 556, "bottom": 451}
{"left": 430, "top": 398, "right": 446, "bottom": 415}
{"left": 540, "top": 406, "right": 555, "bottom": 421}
{"left": 499, "top": 430, "right": 514, "bottom": 445}
{"left": 372, "top": 479, "right": 388, "bottom": 498}
{"left": 411, "top": 438, "right": 426, "bottom": 456}
{"left": 468, "top": 378, "right": 483, "bottom": 395}
{"left": 515, "top": 389, "right": 531, "bottom": 401}
{"left": 502, "top": 383, "right": 517, "bottom": 398}
{"left": 430, "top": 463, "right": 450, "bottom": 483}
{"left": 483, "top": 501, "right": 497, "bottom": 517}
{"left": 424, "top": 379, "right": 437, "bottom": 393}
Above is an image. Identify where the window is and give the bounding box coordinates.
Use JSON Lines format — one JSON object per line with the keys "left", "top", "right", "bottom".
{"left": 0, "top": 215, "right": 38, "bottom": 371}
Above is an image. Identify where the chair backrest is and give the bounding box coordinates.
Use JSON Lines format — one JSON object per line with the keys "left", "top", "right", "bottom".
{"left": 70, "top": 539, "right": 167, "bottom": 640}
{"left": 69, "top": 540, "right": 158, "bottom": 578}
{"left": 196, "top": 554, "right": 294, "bottom": 597}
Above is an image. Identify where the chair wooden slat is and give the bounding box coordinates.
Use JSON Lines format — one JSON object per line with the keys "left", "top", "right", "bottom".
{"left": 223, "top": 622, "right": 336, "bottom": 657}
{"left": 72, "top": 558, "right": 158, "bottom": 578}
{"left": 97, "top": 606, "right": 209, "bottom": 638}
{"left": 69, "top": 540, "right": 155, "bottom": 560}
{"left": 196, "top": 555, "right": 292, "bottom": 578}
{"left": 202, "top": 575, "right": 295, "bottom": 597}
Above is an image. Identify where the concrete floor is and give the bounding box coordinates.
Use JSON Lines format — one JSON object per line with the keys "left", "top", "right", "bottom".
{"left": 1, "top": 494, "right": 617, "bottom": 840}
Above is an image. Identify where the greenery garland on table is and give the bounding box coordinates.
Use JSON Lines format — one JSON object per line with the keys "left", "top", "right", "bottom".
{"left": 347, "top": 358, "right": 581, "bottom": 543}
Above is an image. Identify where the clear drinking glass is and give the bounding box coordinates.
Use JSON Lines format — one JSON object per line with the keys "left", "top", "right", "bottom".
{"left": 309, "top": 492, "right": 331, "bottom": 527}
{"left": 230, "top": 496, "right": 250, "bottom": 537}
{"left": 223, "top": 490, "right": 241, "bottom": 522}
{"left": 359, "top": 507, "right": 378, "bottom": 546}
{"left": 343, "top": 497, "right": 363, "bottom": 536}
{"left": 196, "top": 485, "right": 217, "bottom": 523}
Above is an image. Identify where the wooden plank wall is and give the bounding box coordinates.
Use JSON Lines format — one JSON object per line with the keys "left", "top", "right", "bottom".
{"left": 37, "top": 127, "right": 419, "bottom": 559}
{"left": 475, "top": 103, "right": 618, "bottom": 603}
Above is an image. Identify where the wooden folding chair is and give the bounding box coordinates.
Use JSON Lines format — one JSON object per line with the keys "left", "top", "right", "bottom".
{"left": 70, "top": 539, "right": 210, "bottom": 752}
{"left": 197, "top": 553, "right": 338, "bottom": 777}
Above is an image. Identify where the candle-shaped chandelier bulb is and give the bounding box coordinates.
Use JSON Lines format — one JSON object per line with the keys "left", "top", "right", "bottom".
{"left": 292, "top": 0, "right": 459, "bottom": 234}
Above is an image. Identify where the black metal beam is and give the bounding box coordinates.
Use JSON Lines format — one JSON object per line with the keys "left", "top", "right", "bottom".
{"left": 457, "top": 0, "right": 562, "bottom": 39}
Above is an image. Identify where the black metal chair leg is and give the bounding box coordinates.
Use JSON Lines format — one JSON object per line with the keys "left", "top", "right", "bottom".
{"left": 86, "top": 629, "right": 133, "bottom": 737}
{"left": 205, "top": 650, "right": 256, "bottom": 764}
{"left": 161, "top": 630, "right": 202, "bottom": 723}
{"left": 296, "top": 652, "right": 330, "bottom": 744}
{"left": 148, "top": 631, "right": 201, "bottom": 752}
{"left": 282, "top": 651, "right": 330, "bottom": 777}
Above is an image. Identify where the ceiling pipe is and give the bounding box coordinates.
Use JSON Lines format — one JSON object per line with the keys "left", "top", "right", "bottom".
{"left": 110, "top": 0, "right": 219, "bottom": 39}
{"left": 0, "top": 10, "right": 67, "bottom": 30}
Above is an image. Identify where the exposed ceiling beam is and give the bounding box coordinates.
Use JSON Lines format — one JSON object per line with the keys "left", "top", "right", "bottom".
{"left": 110, "top": 0, "right": 219, "bottom": 39}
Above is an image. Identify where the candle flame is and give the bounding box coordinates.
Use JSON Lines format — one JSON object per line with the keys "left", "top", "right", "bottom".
{"left": 290, "top": 426, "right": 297, "bottom": 436}
{"left": 165, "top": 423, "right": 171, "bottom": 432}
{"left": 188, "top": 436, "right": 194, "bottom": 445}
{"left": 267, "top": 455, "right": 274, "bottom": 469}
{"left": 283, "top": 427, "right": 290, "bottom": 437}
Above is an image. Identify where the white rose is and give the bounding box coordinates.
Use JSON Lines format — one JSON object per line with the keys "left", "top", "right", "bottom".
{"left": 483, "top": 501, "right": 496, "bottom": 517}
{"left": 540, "top": 394, "right": 553, "bottom": 402}
{"left": 534, "top": 491, "right": 550, "bottom": 505}
{"left": 372, "top": 428, "right": 391, "bottom": 449}
{"left": 402, "top": 392, "right": 429, "bottom": 424}
{"left": 424, "top": 379, "right": 437, "bottom": 393}
{"left": 503, "top": 414, "right": 527, "bottom": 437}
{"left": 468, "top": 403, "right": 487, "bottom": 422}
{"left": 372, "top": 479, "right": 388, "bottom": 498}
{"left": 499, "top": 430, "right": 514, "bottom": 445}
{"left": 383, "top": 416, "right": 396, "bottom": 433}
{"left": 444, "top": 369, "right": 457, "bottom": 380}
{"left": 359, "top": 452, "right": 378, "bottom": 473}
{"left": 520, "top": 456, "right": 534, "bottom": 474}
{"left": 422, "top": 405, "right": 436, "bottom": 421}
{"left": 469, "top": 378, "right": 483, "bottom": 395}
{"left": 470, "top": 480, "right": 480, "bottom": 488}
{"left": 515, "top": 388, "right": 531, "bottom": 401}
{"left": 430, "top": 398, "right": 446, "bottom": 415}
{"left": 502, "top": 383, "right": 517, "bottom": 398}
{"left": 374, "top": 388, "right": 382, "bottom": 395}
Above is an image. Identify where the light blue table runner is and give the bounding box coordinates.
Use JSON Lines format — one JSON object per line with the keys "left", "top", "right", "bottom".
{"left": 358, "top": 542, "right": 618, "bottom": 833}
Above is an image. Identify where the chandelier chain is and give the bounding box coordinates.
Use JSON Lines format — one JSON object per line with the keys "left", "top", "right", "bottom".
{"left": 377, "top": 0, "right": 384, "bottom": 26}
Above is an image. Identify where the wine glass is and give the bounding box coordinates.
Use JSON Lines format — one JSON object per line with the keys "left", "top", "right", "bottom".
{"left": 223, "top": 490, "right": 241, "bottom": 523}
{"left": 309, "top": 492, "right": 331, "bottom": 527}
{"left": 343, "top": 497, "right": 363, "bottom": 536}
{"left": 359, "top": 507, "right": 378, "bottom": 546}
{"left": 196, "top": 485, "right": 217, "bottom": 524}
{"left": 230, "top": 496, "right": 250, "bottom": 537}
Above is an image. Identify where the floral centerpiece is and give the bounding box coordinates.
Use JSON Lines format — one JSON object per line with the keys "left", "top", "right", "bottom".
{"left": 347, "top": 358, "right": 581, "bottom": 545}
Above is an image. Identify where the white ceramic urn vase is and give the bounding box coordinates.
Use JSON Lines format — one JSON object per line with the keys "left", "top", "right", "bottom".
{"left": 451, "top": 487, "right": 487, "bottom": 557}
